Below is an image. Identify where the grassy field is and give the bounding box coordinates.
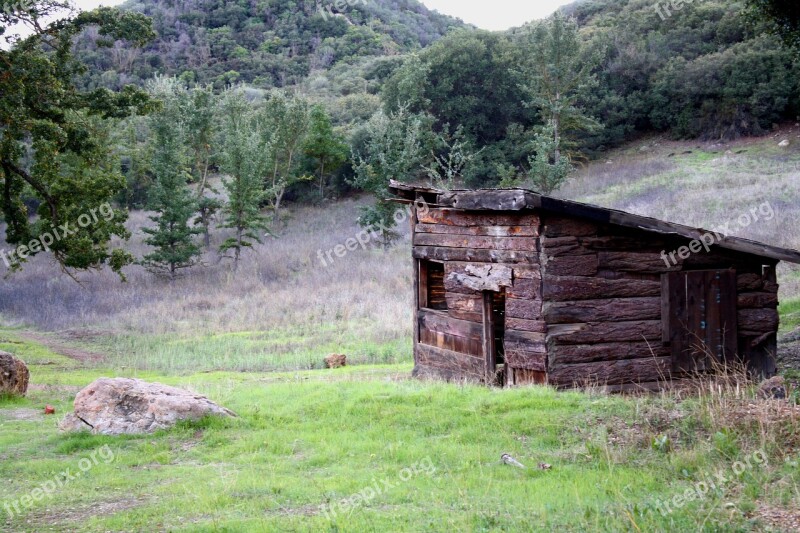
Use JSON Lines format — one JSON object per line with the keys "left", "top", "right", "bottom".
{"left": 2, "top": 133, "right": 800, "bottom": 531}
{"left": 2, "top": 329, "right": 800, "bottom": 532}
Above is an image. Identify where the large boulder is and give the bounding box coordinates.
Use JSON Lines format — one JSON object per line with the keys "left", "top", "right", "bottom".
{"left": 0, "top": 351, "right": 29, "bottom": 396}
{"left": 59, "top": 378, "right": 236, "bottom": 435}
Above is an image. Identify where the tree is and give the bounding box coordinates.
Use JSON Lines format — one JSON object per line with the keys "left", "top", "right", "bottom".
{"left": 520, "top": 13, "right": 601, "bottom": 169}
{"left": 185, "top": 85, "right": 221, "bottom": 248}
{"left": 256, "top": 91, "right": 313, "bottom": 225}
{"left": 525, "top": 122, "right": 571, "bottom": 194}
{"left": 351, "top": 107, "right": 433, "bottom": 245}
{"left": 140, "top": 78, "right": 202, "bottom": 278}
{"left": 0, "top": 2, "right": 155, "bottom": 276}
{"left": 303, "top": 105, "right": 348, "bottom": 199}
{"left": 217, "top": 90, "right": 268, "bottom": 266}
{"left": 746, "top": 1, "right": 800, "bottom": 49}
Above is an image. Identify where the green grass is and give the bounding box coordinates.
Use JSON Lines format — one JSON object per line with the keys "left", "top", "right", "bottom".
{"left": 780, "top": 296, "right": 800, "bottom": 333}
{"left": 92, "top": 321, "right": 412, "bottom": 374}
{"left": 1, "top": 331, "right": 798, "bottom": 532}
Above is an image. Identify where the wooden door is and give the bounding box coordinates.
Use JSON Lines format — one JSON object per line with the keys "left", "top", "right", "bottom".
{"left": 663, "top": 270, "right": 738, "bottom": 374}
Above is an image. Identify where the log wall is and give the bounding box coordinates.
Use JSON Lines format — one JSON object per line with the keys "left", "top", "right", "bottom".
{"left": 411, "top": 205, "right": 780, "bottom": 387}
{"left": 540, "top": 214, "right": 779, "bottom": 387}
{"left": 412, "top": 207, "right": 542, "bottom": 383}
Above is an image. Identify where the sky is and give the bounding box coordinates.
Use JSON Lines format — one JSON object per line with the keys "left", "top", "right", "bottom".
{"left": 421, "top": 0, "right": 575, "bottom": 30}
{"left": 67, "top": 0, "right": 575, "bottom": 32}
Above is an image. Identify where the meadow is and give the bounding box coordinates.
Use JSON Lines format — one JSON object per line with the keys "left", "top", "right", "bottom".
{"left": 1, "top": 134, "right": 800, "bottom": 531}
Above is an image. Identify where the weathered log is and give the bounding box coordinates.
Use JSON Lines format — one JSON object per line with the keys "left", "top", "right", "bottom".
{"left": 544, "top": 254, "right": 599, "bottom": 276}
{"left": 419, "top": 328, "right": 482, "bottom": 356}
{"left": 418, "top": 309, "right": 482, "bottom": 340}
{"left": 505, "top": 318, "right": 547, "bottom": 333}
{"left": 418, "top": 209, "right": 539, "bottom": 227}
{"left": 597, "top": 251, "right": 681, "bottom": 273}
{"left": 415, "top": 341, "right": 485, "bottom": 377}
{"left": 737, "top": 292, "right": 779, "bottom": 309}
{"left": 547, "top": 320, "right": 663, "bottom": 344}
{"left": 504, "top": 347, "right": 546, "bottom": 371}
{"left": 548, "top": 342, "right": 670, "bottom": 365}
{"left": 542, "top": 236, "right": 594, "bottom": 257}
{"left": 549, "top": 356, "right": 672, "bottom": 386}
{"left": 581, "top": 235, "right": 669, "bottom": 252}
{"left": 413, "top": 233, "right": 538, "bottom": 252}
{"left": 543, "top": 276, "right": 661, "bottom": 301}
{"left": 507, "top": 277, "right": 541, "bottom": 300}
{"left": 543, "top": 216, "right": 598, "bottom": 237}
{"left": 446, "top": 264, "right": 514, "bottom": 292}
{"left": 738, "top": 308, "right": 779, "bottom": 334}
{"left": 413, "top": 246, "right": 536, "bottom": 264}
{"left": 506, "top": 298, "right": 543, "bottom": 320}
{"left": 514, "top": 266, "right": 542, "bottom": 279}
{"left": 444, "top": 293, "right": 483, "bottom": 322}
{"left": 737, "top": 273, "right": 763, "bottom": 291}
{"left": 543, "top": 297, "right": 661, "bottom": 324}
{"left": 415, "top": 223, "right": 539, "bottom": 237}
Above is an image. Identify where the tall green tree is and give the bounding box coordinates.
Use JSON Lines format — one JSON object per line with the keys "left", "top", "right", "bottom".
{"left": 256, "top": 92, "right": 313, "bottom": 225}
{"left": 0, "top": 2, "right": 155, "bottom": 276}
{"left": 520, "top": 13, "right": 601, "bottom": 168}
{"left": 217, "top": 90, "right": 268, "bottom": 266}
{"left": 351, "top": 107, "right": 433, "bottom": 245}
{"left": 303, "top": 105, "right": 348, "bottom": 200}
{"left": 140, "top": 77, "right": 202, "bottom": 278}
{"left": 185, "top": 85, "right": 221, "bottom": 248}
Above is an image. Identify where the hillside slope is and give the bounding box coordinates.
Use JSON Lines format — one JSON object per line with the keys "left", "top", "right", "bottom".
{"left": 74, "top": 0, "right": 467, "bottom": 90}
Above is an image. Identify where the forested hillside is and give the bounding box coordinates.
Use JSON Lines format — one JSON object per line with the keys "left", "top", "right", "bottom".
{"left": 74, "top": 0, "right": 467, "bottom": 90}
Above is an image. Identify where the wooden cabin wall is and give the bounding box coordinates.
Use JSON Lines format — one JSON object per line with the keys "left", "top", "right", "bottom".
{"left": 411, "top": 207, "right": 542, "bottom": 383}
{"left": 540, "top": 214, "right": 780, "bottom": 387}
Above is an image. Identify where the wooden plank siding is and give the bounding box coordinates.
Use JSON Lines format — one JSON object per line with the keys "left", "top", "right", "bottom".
{"left": 410, "top": 198, "right": 782, "bottom": 388}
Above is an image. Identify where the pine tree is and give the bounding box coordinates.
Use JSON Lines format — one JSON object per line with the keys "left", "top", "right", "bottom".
{"left": 217, "top": 90, "right": 268, "bottom": 267}
{"left": 141, "top": 78, "right": 202, "bottom": 278}
{"left": 303, "top": 105, "right": 348, "bottom": 200}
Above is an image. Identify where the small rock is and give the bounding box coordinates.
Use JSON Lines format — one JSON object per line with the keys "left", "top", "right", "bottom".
{"left": 0, "top": 351, "right": 29, "bottom": 397}
{"left": 758, "top": 376, "right": 787, "bottom": 400}
{"left": 779, "top": 139, "right": 790, "bottom": 148}
{"left": 59, "top": 378, "right": 236, "bottom": 435}
{"left": 325, "top": 354, "right": 347, "bottom": 369}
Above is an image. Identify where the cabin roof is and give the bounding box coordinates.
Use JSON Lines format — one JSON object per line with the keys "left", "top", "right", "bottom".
{"left": 388, "top": 180, "right": 800, "bottom": 264}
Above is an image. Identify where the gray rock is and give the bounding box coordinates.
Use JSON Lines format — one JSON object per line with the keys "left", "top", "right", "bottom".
{"left": 0, "top": 351, "right": 29, "bottom": 396}
{"left": 59, "top": 378, "right": 236, "bottom": 435}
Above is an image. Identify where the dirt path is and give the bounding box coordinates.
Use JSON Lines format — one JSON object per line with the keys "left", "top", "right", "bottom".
{"left": 16, "top": 331, "right": 106, "bottom": 364}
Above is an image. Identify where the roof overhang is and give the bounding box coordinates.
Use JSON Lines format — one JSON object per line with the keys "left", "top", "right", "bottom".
{"left": 389, "top": 180, "right": 800, "bottom": 265}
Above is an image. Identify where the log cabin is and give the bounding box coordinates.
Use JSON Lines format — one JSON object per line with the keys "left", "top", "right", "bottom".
{"left": 389, "top": 181, "right": 800, "bottom": 390}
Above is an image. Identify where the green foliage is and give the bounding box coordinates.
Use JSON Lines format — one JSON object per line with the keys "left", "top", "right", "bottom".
{"left": 303, "top": 105, "right": 349, "bottom": 199}
{"left": 72, "top": 0, "right": 466, "bottom": 91}
{"left": 383, "top": 30, "right": 535, "bottom": 185}
{"left": 216, "top": 89, "right": 268, "bottom": 265}
{"left": 519, "top": 12, "right": 601, "bottom": 161}
{"left": 140, "top": 77, "right": 202, "bottom": 278}
{"left": 526, "top": 122, "right": 572, "bottom": 194}
{"left": 745, "top": 0, "right": 800, "bottom": 49}
{"left": 350, "top": 108, "right": 433, "bottom": 244}
{"left": 256, "top": 91, "right": 315, "bottom": 223}
{"left": 0, "top": 1, "right": 154, "bottom": 277}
